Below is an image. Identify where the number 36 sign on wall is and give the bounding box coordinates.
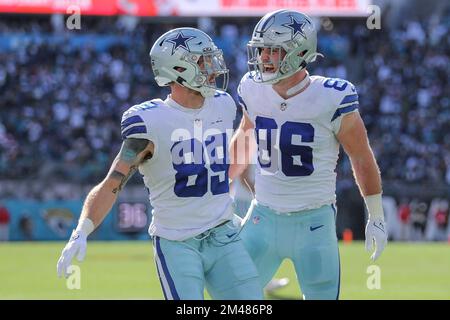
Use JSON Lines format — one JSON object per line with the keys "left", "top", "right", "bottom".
{"left": 116, "top": 202, "right": 149, "bottom": 233}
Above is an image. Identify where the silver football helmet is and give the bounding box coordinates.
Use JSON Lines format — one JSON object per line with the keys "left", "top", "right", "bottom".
{"left": 150, "top": 27, "right": 229, "bottom": 98}
{"left": 248, "top": 10, "right": 322, "bottom": 84}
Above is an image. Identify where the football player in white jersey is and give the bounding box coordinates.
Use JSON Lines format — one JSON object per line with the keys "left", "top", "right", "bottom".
{"left": 57, "top": 27, "right": 263, "bottom": 300}
{"left": 230, "top": 10, "right": 388, "bottom": 299}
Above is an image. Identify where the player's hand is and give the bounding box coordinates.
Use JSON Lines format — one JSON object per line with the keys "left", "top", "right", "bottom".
{"left": 365, "top": 217, "right": 387, "bottom": 261}
{"left": 56, "top": 230, "right": 87, "bottom": 278}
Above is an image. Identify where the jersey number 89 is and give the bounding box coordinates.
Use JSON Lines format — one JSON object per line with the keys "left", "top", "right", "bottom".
{"left": 171, "top": 133, "right": 229, "bottom": 197}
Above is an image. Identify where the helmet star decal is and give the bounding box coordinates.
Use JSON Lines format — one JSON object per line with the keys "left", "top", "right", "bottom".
{"left": 282, "top": 16, "right": 307, "bottom": 40}
{"left": 166, "top": 31, "right": 196, "bottom": 55}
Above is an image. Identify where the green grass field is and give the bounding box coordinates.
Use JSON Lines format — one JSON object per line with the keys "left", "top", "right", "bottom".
{"left": 0, "top": 241, "right": 449, "bottom": 299}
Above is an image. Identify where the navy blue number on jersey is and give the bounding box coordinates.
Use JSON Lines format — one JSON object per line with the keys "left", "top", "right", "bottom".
{"left": 255, "top": 116, "right": 314, "bottom": 177}
{"left": 205, "top": 134, "right": 229, "bottom": 195}
{"left": 255, "top": 117, "right": 277, "bottom": 169}
{"left": 324, "top": 78, "right": 348, "bottom": 91}
{"left": 171, "top": 133, "right": 229, "bottom": 197}
{"left": 172, "top": 139, "right": 208, "bottom": 197}
{"left": 280, "top": 121, "right": 314, "bottom": 176}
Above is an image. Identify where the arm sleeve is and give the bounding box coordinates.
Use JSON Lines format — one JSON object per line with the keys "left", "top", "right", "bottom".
{"left": 120, "top": 108, "right": 155, "bottom": 142}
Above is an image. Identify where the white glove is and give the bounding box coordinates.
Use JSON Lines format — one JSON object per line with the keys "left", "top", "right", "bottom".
{"left": 57, "top": 218, "right": 94, "bottom": 278}
{"left": 364, "top": 194, "right": 387, "bottom": 261}
{"left": 57, "top": 229, "right": 87, "bottom": 278}
{"left": 365, "top": 217, "right": 387, "bottom": 261}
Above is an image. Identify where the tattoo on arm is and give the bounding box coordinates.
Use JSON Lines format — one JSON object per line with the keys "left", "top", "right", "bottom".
{"left": 110, "top": 166, "right": 137, "bottom": 194}
{"left": 108, "top": 138, "right": 152, "bottom": 194}
{"left": 119, "top": 138, "right": 151, "bottom": 163}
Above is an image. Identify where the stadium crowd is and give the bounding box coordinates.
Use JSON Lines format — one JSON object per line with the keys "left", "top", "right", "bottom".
{"left": 0, "top": 12, "right": 449, "bottom": 187}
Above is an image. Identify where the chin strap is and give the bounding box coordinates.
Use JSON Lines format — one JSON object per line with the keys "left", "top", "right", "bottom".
{"left": 309, "top": 52, "right": 324, "bottom": 63}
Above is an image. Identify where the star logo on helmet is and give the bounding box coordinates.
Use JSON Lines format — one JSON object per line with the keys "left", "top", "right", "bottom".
{"left": 166, "top": 31, "right": 196, "bottom": 55}
{"left": 282, "top": 16, "right": 307, "bottom": 40}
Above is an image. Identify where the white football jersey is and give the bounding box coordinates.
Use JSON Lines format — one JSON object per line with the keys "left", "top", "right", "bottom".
{"left": 121, "top": 91, "right": 236, "bottom": 240}
{"left": 238, "top": 72, "right": 359, "bottom": 212}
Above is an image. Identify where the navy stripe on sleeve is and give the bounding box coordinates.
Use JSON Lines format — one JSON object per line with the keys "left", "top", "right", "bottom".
{"left": 339, "top": 94, "right": 359, "bottom": 105}
{"left": 121, "top": 115, "right": 144, "bottom": 131}
{"left": 121, "top": 125, "right": 147, "bottom": 139}
{"left": 331, "top": 103, "right": 359, "bottom": 122}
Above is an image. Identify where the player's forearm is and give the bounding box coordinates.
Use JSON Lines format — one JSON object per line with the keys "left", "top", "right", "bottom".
{"left": 229, "top": 128, "right": 249, "bottom": 180}
{"left": 79, "top": 178, "right": 120, "bottom": 227}
{"left": 349, "top": 149, "right": 382, "bottom": 197}
{"left": 229, "top": 124, "right": 246, "bottom": 180}
{"left": 77, "top": 138, "right": 148, "bottom": 231}
{"left": 229, "top": 163, "right": 247, "bottom": 180}
{"left": 229, "top": 112, "right": 256, "bottom": 180}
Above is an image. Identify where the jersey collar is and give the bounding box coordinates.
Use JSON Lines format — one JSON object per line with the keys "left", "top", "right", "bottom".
{"left": 285, "top": 70, "right": 311, "bottom": 96}
{"left": 165, "top": 95, "right": 206, "bottom": 115}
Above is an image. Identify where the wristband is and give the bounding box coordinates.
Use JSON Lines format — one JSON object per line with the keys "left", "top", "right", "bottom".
{"left": 364, "top": 193, "right": 384, "bottom": 219}
{"left": 75, "top": 217, "right": 95, "bottom": 236}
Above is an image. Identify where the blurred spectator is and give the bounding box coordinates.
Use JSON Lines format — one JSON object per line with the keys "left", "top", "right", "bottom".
{"left": 0, "top": 12, "right": 448, "bottom": 190}
{"left": 0, "top": 203, "right": 10, "bottom": 241}
{"left": 398, "top": 201, "right": 411, "bottom": 241}
{"left": 409, "top": 200, "right": 428, "bottom": 241}
{"left": 19, "top": 214, "right": 34, "bottom": 241}
{"left": 425, "top": 199, "right": 450, "bottom": 241}
{"left": 435, "top": 207, "right": 448, "bottom": 229}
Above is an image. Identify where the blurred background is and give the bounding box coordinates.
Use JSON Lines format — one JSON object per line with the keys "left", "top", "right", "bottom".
{"left": 0, "top": 0, "right": 448, "bottom": 244}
